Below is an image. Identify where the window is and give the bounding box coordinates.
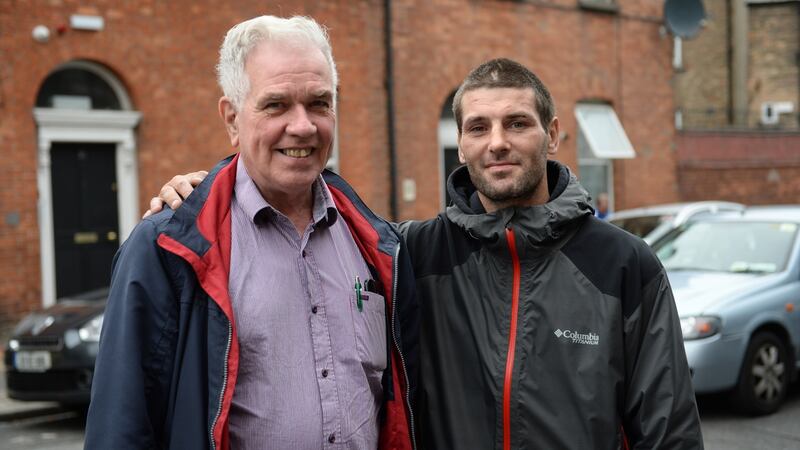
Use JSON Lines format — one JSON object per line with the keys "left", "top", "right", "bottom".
{"left": 575, "top": 103, "right": 635, "bottom": 214}
{"left": 36, "top": 68, "right": 122, "bottom": 110}
{"left": 578, "top": 0, "right": 618, "bottom": 13}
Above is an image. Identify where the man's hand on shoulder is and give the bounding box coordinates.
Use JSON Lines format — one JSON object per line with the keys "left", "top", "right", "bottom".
{"left": 142, "top": 171, "right": 208, "bottom": 218}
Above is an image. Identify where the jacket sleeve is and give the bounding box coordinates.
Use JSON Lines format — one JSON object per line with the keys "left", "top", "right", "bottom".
{"left": 623, "top": 268, "right": 705, "bottom": 449}
{"left": 84, "top": 217, "right": 178, "bottom": 449}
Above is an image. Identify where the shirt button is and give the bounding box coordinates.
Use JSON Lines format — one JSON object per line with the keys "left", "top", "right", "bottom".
{"left": 328, "top": 433, "right": 335, "bottom": 443}
{"left": 311, "top": 306, "right": 318, "bottom": 314}
{"left": 321, "top": 369, "right": 329, "bottom": 378}
{"left": 302, "top": 250, "right": 307, "bottom": 258}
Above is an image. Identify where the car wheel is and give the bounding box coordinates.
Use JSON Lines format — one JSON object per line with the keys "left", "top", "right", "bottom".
{"left": 733, "top": 331, "right": 789, "bottom": 415}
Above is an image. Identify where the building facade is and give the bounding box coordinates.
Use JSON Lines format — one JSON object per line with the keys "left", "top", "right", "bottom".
{"left": 674, "top": 0, "right": 800, "bottom": 203}
{"left": 1, "top": 0, "right": 677, "bottom": 326}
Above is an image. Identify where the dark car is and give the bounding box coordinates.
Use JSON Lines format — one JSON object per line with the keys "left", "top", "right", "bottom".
{"left": 4, "top": 287, "right": 106, "bottom": 404}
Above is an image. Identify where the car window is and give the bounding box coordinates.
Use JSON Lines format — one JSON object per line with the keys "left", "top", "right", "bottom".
{"left": 654, "top": 221, "right": 798, "bottom": 273}
{"left": 611, "top": 215, "right": 670, "bottom": 238}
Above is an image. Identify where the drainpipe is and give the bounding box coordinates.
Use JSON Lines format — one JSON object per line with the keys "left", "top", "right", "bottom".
{"left": 731, "top": 0, "right": 748, "bottom": 126}
{"left": 384, "top": 0, "right": 398, "bottom": 221}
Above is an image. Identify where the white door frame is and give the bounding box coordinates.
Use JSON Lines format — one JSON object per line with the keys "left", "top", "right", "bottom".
{"left": 438, "top": 117, "right": 459, "bottom": 208}
{"left": 33, "top": 108, "right": 141, "bottom": 307}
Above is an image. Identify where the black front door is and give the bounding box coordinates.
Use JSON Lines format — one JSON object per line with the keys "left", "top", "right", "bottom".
{"left": 51, "top": 143, "right": 119, "bottom": 298}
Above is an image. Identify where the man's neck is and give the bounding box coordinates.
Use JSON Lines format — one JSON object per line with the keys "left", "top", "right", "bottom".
{"left": 258, "top": 186, "right": 314, "bottom": 235}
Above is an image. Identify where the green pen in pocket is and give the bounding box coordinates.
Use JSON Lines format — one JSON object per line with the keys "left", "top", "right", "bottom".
{"left": 354, "top": 275, "right": 363, "bottom": 312}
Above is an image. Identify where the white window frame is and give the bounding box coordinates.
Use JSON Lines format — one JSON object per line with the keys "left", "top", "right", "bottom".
{"left": 575, "top": 102, "right": 637, "bottom": 213}
{"left": 574, "top": 103, "right": 635, "bottom": 159}
{"left": 438, "top": 117, "right": 459, "bottom": 208}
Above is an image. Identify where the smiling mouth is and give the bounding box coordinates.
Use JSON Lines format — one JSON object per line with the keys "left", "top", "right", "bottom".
{"left": 280, "top": 148, "right": 313, "bottom": 158}
{"left": 486, "top": 162, "right": 516, "bottom": 168}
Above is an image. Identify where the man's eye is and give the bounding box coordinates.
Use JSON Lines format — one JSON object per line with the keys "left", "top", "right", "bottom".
{"left": 311, "top": 100, "right": 331, "bottom": 109}
{"left": 263, "top": 102, "right": 283, "bottom": 110}
{"left": 467, "top": 125, "right": 486, "bottom": 133}
{"left": 509, "top": 121, "right": 526, "bottom": 129}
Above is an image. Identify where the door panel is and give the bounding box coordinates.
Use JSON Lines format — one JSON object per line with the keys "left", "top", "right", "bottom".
{"left": 51, "top": 143, "right": 119, "bottom": 298}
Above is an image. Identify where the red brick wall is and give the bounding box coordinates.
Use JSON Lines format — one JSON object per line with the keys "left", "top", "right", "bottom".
{"left": 0, "top": 0, "right": 676, "bottom": 326}
{"left": 0, "top": 0, "right": 389, "bottom": 329}
{"left": 677, "top": 131, "right": 800, "bottom": 204}
{"left": 674, "top": 0, "right": 731, "bottom": 128}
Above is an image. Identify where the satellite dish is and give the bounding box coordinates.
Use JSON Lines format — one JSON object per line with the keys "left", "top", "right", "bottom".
{"left": 664, "top": 0, "right": 707, "bottom": 39}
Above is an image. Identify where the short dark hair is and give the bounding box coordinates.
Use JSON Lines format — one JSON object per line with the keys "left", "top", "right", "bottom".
{"left": 452, "top": 58, "right": 555, "bottom": 133}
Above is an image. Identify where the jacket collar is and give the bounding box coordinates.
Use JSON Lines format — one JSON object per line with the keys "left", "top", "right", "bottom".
{"left": 445, "top": 160, "right": 593, "bottom": 246}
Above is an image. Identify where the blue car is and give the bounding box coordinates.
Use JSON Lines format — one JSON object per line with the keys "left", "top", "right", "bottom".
{"left": 652, "top": 206, "right": 800, "bottom": 415}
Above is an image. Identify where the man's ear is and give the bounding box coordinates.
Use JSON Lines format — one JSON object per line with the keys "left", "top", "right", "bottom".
{"left": 546, "top": 116, "right": 560, "bottom": 156}
{"left": 219, "top": 97, "right": 239, "bottom": 148}
{"left": 457, "top": 132, "right": 466, "bottom": 164}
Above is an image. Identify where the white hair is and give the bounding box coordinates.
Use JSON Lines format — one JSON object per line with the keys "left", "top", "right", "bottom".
{"left": 217, "top": 15, "right": 338, "bottom": 111}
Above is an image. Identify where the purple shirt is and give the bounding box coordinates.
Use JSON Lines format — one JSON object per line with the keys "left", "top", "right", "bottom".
{"left": 228, "top": 159, "right": 386, "bottom": 449}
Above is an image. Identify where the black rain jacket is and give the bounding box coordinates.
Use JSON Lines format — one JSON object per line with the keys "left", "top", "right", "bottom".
{"left": 401, "top": 161, "right": 703, "bottom": 450}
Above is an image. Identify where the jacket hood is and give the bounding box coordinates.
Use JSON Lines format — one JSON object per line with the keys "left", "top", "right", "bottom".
{"left": 445, "top": 160, "right": 593, "bottom": 245}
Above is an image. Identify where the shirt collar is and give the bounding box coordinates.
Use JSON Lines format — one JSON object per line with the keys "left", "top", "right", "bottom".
{"left": 234, "top": 157, "right": 338, "bottom": 229}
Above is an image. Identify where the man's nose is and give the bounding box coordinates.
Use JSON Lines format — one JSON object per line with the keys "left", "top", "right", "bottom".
{"left": 285, "top": 105, "right": 317, "bottom": 137}
{"left": 488, "top": 126, "right": 510, "bottom": 153}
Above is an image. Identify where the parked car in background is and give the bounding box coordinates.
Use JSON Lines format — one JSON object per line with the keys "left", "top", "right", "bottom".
{"left": 652, "top": 206, "right": 800, "bottom": 415}
{"left": 608, "top": 201, "right": 745, "bottom": 244}
{"left": 4, "top": 288, "right": 106, "bottom": 404}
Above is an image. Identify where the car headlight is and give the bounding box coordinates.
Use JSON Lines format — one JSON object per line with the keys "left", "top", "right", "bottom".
{"left": 680, "top": 316, "right": 721, "bottom": 340}
{"left": 78, "top": 314, "right": 104, "bottom": 342}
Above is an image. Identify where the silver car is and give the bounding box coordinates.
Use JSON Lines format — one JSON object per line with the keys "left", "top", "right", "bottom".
{"left": 608, "top": 201, "right": 745, "bottom": 244}
{"left": 652, "top": 206, "right": 800, "bottom": 414}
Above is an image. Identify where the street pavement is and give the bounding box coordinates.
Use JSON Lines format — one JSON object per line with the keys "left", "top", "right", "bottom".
{"left": 2, "top": 345, "right": 799, "bottom": 449}
{"left": 699, "top": 387, "right": 800, "bottom": 450}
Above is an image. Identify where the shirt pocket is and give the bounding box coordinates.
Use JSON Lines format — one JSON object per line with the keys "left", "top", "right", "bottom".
{"left": 351, "top": 291, "right": 387, "bottom": 372}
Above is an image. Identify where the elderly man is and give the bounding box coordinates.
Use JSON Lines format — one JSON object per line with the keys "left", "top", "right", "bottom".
{"left": 85, "top": 16, "right": 417, "bottom": 450}
{"left": 152, "top": 58, "right": 703, "bottom": 448}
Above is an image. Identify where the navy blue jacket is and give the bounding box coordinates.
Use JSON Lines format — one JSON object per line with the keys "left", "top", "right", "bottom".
{"left": 85, "top": 154, "right": 419, "bottom": 450}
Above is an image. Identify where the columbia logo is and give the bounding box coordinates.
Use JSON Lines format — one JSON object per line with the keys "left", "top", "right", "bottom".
{"left": 553, "top": 328, "right": 600, "bottom": 346}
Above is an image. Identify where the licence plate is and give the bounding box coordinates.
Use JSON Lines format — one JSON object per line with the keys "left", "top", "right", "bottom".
{"left": 14, "top": 351, "right": 52, "bottom": 372}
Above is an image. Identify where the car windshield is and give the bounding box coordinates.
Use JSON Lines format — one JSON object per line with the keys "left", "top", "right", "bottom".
{"left": 653, "top": 221, "right": 798, "bottom": 273}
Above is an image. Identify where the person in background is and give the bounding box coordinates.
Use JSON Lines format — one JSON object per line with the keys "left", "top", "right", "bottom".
{"left": 149, "top": 58, "right": 703, "bottom": 449}
{"left": 85, "top": 15, "right": 418, "bottom": 450}
{"left": 595, "top": 191, "right": 610, "bottom": 219}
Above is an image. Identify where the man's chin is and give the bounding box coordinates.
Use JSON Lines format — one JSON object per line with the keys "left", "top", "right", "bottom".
{"left": 481, "top": 183, "right": 537, "bottom": 204}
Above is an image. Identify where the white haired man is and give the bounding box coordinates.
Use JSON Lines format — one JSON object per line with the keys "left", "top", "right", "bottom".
{"left": 84, "top": 16, "right": 418, "bottom": 450}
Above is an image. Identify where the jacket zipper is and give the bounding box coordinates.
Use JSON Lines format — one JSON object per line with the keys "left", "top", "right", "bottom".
{"left": 210, "top": 321, "right": 233, "bottom": 450}
{"left": 503, "top": 228, "right": 522, "bottom": 450}
{"left": 391, "top": 243, "right": 417, "bottom": 450}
